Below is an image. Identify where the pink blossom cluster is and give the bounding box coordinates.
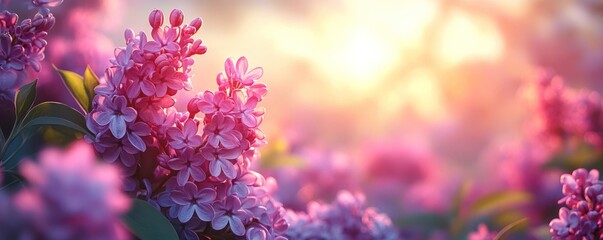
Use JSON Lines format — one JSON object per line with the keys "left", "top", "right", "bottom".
{"left": 86, "top": 9, "right": 287, "bottom": 239}
{"left": 0, "top": 5, "right": 57, "bottom": 100}
{"left": 550, "top": 169, "right": 603, "bottom": 239}
{"left": 0, "top": 141, "right": 130, "bottom": 240}
{"left": 283, "top": 191, "right": 399, "bottom": 240}
{"left": 534, "top": 70, "right": 603, "bottom": 149}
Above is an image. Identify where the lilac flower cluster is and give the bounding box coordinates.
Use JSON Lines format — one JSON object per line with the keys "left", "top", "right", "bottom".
{"left": 284, "top": 191, "right": 400, "bottom": 240}
{"left": 0, "top": 141, "right": 130, "bottom": 240}
{"left": 549, "top": 168, "right": 603, "bottom": 239}
{"left": 86, "top": 9, "right": 288, "bottom": 239}
{"left": 534, "top": 70, "right": 603, "bottom": 149}
{"left": 0, "top": 4, "right": 57, "bottom": 100}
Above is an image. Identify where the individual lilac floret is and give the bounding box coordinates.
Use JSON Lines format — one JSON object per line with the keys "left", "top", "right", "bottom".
{"left": 171, "top": 182, "right": 216, "bottom": 222}
{"left": 550, "top": 168, "right": 603, "bottom": 239}
{"left": 0, "top": 141, "right": 130, "bottom": 240}
{"left": 212, "top": 195, "right": 249, "bottom": 236}
{"left": 284, "top": 191, "right": 400, "bottom": 240}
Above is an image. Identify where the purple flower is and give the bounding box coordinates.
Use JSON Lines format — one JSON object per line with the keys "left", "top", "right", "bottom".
{"left": 200, "top": 145, "right": 241, "bottom": 179}
{"left": 284, "top": 191, "right": 399, "bottom": 240}
{"left": 8, "top": 141, "right": 130, "bottom": 240}
{"left": 228, "top": 168, "right": 264, "bottom": 197}
{"left": 95, "top": 132, "right": 138, "bottom": 168}
{"left": 0, "top": 8, "right": 55, "bottom": 97}
{"left": 94, "top": 95, "right": 137, "bottom": 138}
{"left": 550, "top": 168, "right": 603, "bottom": 239}
{"left": 550, "top": 208, "right": 580, "bottom": 237}
{"left": 125, "top": 121, "right": 151, "bottom": 152}
{"left": 167, "top": 119, "right": 202, "bottom": 149}
{"left": 203, "top": 112, "right": 242, "bottom": 149}
{"left": 171, "top": 217, "right": 205, "bottom": 240}
{"left": 0, "top": 34, "right": 25, "bottom": 71}
{"left": 212, "top": 195, "right": 249, "bottom": 236}
{"left": 171, "top": 182, "right": 216, "bottom": 222}
{"left": 168, "top": 148, "right": 207, "bottom": 186}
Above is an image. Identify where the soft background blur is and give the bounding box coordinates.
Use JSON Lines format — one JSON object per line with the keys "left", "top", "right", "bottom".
{"left": 9, "top": 0, "right": 603, "bottom": 238}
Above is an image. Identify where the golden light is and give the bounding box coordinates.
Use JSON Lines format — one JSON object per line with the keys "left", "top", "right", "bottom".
{"left": 325, "top": 27, "right": 396, "bottom": 88}
{"left": 377, "top": 69, "right": 447, "bottom": 121}
{"left": 435, "top": 9, "right": 504, "bottom": 67}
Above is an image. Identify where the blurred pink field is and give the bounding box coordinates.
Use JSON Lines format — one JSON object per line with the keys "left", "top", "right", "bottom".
{"left": 2, "top": 0, "right": 603, "bottom": 239}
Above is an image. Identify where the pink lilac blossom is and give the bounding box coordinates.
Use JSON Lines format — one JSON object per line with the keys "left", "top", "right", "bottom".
{"left": 0, "top": 6, "right": 56, "bottom": 101}
{"left": 468, "top": 224, "right": 496, "bottom": 240}
{"left": 532, "top": 70, "right": 603, "bottom": 149}
{"left": 0, "top": 141, "right": 130, "bottom": 240}
{"left": 550, "top": 169, "right": 603, "bottom": 239}
{"left": 86, "top": 9, "right": 287, "bottom": 239}
{"left": 284, "top": 191, "right": 400, "bottom": 240}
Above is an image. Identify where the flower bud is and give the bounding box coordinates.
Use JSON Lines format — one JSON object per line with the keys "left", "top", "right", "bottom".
{"left": 148, "top": 9, "right": 164, "bottom": 29}
{"left": 169, "top": 9, "right": 184, "bottom": 27}
{"left": 190, "top": 17, "right": 203, "bottom": 31}
{"left": 124, "top": 28, "right": 135, "bottom": 42}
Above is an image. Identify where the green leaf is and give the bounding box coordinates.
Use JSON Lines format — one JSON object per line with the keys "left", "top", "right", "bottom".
{"left": 122, "top": 199, "right": 179, "bottom": 240}
{"left": 20, "top": 102, "right": 90, "bottom": 136}
{"left": 55, "top": 66, "right": 90, "bottom": 113}
{"left": 470, "top": 191, "right": 532, "bottom": 217}
{"left": 14, "top": 80, "right": 37, "bottom": 122}
{"left": 83, "top": 65, "right": 99, "bottom": 105}
{"left": 493, "top": 218, "right": 528, "bottom": 240}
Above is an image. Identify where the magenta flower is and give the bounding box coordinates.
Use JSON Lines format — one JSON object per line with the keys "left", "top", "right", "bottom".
{"left": 94, "top": 95, "right": 137, "bottom": 138}
{"left": 203, "top": 112, "right": 242, "bottom": 149}
{"left": 167, "top": 119, "right": 202, "bottom": 149}
{"left": 468, "top": 224, "right": 496, "bottom": 240}
{"left": 168, "top": 148, "right": 207, "bottom": 186}
{"left": 125, "top": 64, "right": 156, "bottom": 98}
{"left": 217, "top": 57, "right": 263, "bottom": 89}
{"left": 196, "top": 91, "right": 235, "bottom": 115}
{"left": 148, "top": 9, "right": 164, "bottom": 29}
{"left": 169, "top": 9, "right": 184, "bottom": 27}
{"left": 200, "top": 145, "right": 241, "bottom": 179}
{"left": 212, "top": 195, "right": 249, "bottom": 236}
{"left": 171, "top": 182, "right": 216, "bottom": 222}
{"left": 233, "top": 92, "right": 262, "bottom": 127}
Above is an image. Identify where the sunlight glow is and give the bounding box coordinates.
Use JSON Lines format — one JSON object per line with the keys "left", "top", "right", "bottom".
{"left": 436, "top": 10, "right": 504, "bottom": 67}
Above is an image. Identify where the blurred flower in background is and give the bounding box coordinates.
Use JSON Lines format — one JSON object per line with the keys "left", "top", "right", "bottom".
{"left": 0, "top": 141, "right": 130, "bottom": 240}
